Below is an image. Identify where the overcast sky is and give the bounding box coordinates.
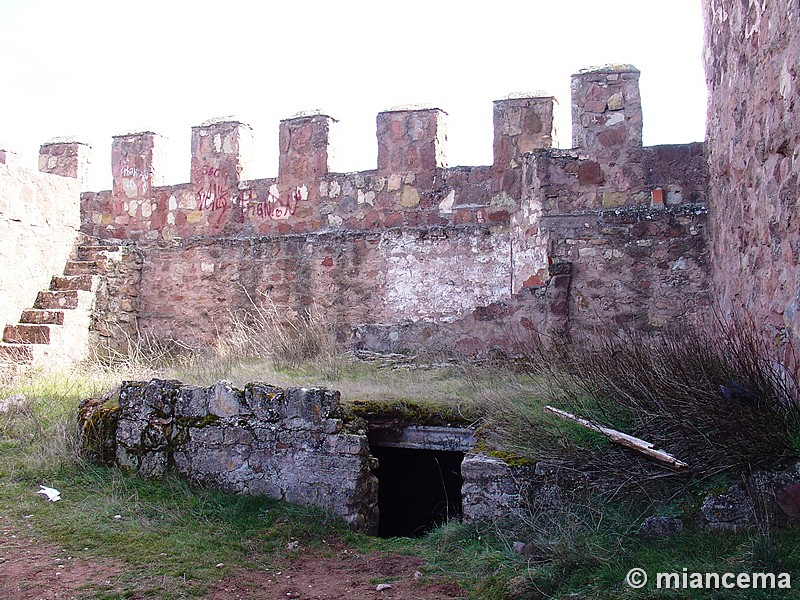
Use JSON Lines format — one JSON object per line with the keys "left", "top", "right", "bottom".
{"left": 0, "top": 0, "right": 707, "bottom": 190}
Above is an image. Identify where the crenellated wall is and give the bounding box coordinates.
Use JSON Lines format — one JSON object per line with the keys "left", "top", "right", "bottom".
{"left": 69, "top": 65, "right": 711, "bottom": 353}
{"left": 80, "top": 101, "right": 545, "bottom": 242}
{"left": 703, "top": 0, "right": 800, "bottom": 359}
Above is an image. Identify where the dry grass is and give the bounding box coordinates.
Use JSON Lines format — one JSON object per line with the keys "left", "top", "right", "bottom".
{"left": 0, "top": 365, "right": 143, "bottom": 477}
{"left": 479, "top": 315, "right": 800, "bottom": 501}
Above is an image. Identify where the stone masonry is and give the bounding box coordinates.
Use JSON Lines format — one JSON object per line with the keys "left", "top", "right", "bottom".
{"left": 703, "top": 0, "right": 800, "bottom": 362}
{"left": 112, "top": 379, "right": 380, "bottom": 532}
{"left": 80, "top": 378, "right": 529, "bottom": 532}
{"left": 71, "top": 65, "right": 709, "bottom": 355}
{"left": 0, "top": 140, "right": 102, "bottom": 368}
{"left": 4, "top": 4, "right": 795, "bottom": 360}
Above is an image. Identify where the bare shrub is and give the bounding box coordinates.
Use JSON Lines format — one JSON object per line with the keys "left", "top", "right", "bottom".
{"left": 480, "top": 315, "right": 800, "bottom": 496}
{"left": 88, "top": 324, "right": 190, "bottom": 375}
{"left": 215, "top": 292, "right": 342, "bottom": 379}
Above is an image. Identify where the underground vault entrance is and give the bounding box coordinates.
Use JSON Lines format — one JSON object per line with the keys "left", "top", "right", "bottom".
{"left": 367, "top": 424, "right": 475, "bottom": 538}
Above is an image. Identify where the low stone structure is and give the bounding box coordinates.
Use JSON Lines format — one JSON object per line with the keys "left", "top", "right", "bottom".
{"left": 109, "top": 379, "right": 379, "bottom": 532}
{"left": 80, "top": 379, "right": 527, "bottom": 533}
{"left": 461, "top": 454, "right": 529, "bottom": 523}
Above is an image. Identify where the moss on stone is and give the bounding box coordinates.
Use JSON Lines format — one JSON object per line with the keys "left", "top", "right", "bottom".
{"left": 470, "top": 439, "right": 533, "bottom": 467}
{"left": 175, "top": 414, "right": 221, "bottom": 428}
{"left": 345, "top": 399, "right": 474, "bottom": 428}
{"left": 77, "top": 399, "right": 120, "bottom": 466}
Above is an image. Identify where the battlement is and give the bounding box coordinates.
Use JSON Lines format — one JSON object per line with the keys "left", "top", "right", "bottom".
{"left": 570, "top": 64, "right": 642, "bottom": 155}
{"left": 39, "top": 138, "right": 92, "bottom": 186}
{"left": 73, "top": 65, "right": 699, "bottom": 242}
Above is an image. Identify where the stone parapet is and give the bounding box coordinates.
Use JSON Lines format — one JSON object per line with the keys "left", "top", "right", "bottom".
{"left": 39, "top": 139, "right": 91, "bottom": 186}
{"left": 107, "top": 379, "right": 379, "bottom": 532}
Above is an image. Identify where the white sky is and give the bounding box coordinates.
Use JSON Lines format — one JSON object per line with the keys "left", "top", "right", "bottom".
{"left": 0, "top": 0, "right": 707, "bottom": 191}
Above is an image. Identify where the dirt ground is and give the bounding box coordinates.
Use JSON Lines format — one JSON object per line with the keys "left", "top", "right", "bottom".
{"left": 0, "top": 523, "right": 126, "bottom": 599}
{"left": 0, "top": 524, "right": 465, "bottom": 599}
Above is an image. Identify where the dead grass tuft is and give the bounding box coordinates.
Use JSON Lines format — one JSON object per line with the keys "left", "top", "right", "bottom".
{"left": 480, "top": 315, "right": 800, "bottom": 497}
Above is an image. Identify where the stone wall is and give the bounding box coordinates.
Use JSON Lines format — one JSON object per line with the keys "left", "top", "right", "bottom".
{"left": 112, "top": 379, "right": 380, "bottom": 532}
{"left": 703, "top": 0, "right": 800, "bottom": 356}
{"left": 81, "top": 378, "right": 532, "bottom": 531}
{"left": 74, "top": 65, "right": 709, "bottom": 354}
{"left": 132, "top": 227, "right": 529, "bottom": 354}
{"left": 528, "top": 143, "right": 710, "bottom": 335}
{"left": 89, "top": 244, "right": 144, "bottom": 359}
{"left": 0, "top": 142, "right": 89, "bottom": 332}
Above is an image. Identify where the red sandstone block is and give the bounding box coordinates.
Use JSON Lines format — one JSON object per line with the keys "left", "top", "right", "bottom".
{"left": 3, "top": 324, "right": 50, "bottom": 345}
{"left": 523, "top": 274, "right": 544, "bottom": 288}
{"left": 651, "top": 188, "right": 665, "bottom": 207}
{"left": 76, "top": 245, "right": 120, "bottom": 261}
{"left": 65, "top": 260, "right": 107, "bottom": 276}
{"left": 488, "top": 210, "right": 510, "bottom": 223}
{"left": 51, "top": 275, "right": 94, "bottom": 291}
{"left": 20, "top": 309, "right": 64, "bottom": 325}
{"left": 363, "top": 210, "right": 382, "bottom": 229}
{"left": 34, "top": 290, "right": 79, "bottom": 310}
{"left": 424, "top": 212, "right": 446, "bottom": 227}
{"left": 453, "top": 209, "right": 473, "bottom": 225}
{"left": 583, "top": 100, "right": 608, "bottom": 113}
{"left": 578, "top": 161, "right": 605, "bottom": 185}
{"left": 0, "top": 343, "right": 32, "bottom": 364}
{"left": 384, "top": 212, "right": 404, "bottom": 228}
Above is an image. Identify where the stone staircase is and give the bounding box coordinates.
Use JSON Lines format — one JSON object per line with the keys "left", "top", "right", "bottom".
{"left": 0, "top": 239, "right": 121, "bottom": 370}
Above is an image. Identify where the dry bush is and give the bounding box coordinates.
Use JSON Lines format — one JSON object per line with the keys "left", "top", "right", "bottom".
{"left": 88, "top": 325, "right": 190, "bottom": 375}
{"left": 214, "top": 294, "right": 343, "bottom": 378}
{"left": 480, "top": 316, "right": 800, "bottom": 496}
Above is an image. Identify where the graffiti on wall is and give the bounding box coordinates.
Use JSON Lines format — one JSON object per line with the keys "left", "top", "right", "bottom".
{"left": 243, "top": 184, "right": 308, "bottom": 220}
{"left": 195, "top": 164, "right": 234, "bottom": 224}
{"left": 119, "top": 164, "right": 150, "bottom": 196}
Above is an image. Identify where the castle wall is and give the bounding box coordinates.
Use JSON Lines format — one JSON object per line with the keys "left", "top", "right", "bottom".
{"left": 73, "top": 66, "right": 710, "bottom": 355}
{"left": 703, "top": 0, "right": 800, "bottom": 352}
{"left": 0, "top": 143, "right": 88, "bottom": 331}
{"left": 527, "top": 140, "right": 710, "bottom": 336}
{"left": 134, "top": 226, "right": 513, "bottom": 351}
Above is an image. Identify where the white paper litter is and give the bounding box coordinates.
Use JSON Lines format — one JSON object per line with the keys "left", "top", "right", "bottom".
{"left": 36, "top": 485, "right": 61, "bottom": 502}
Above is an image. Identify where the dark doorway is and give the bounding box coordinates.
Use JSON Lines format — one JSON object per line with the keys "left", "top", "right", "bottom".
{"left": 371, "top": 446, "right": 464, "bottom": 538}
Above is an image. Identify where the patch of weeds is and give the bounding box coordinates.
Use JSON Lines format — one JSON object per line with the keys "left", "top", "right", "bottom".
{"left": 0, "top": 464, "right": 348, "bottom": 597}
{"left": 480, "top": 316, "right": 800, "bottom": 504}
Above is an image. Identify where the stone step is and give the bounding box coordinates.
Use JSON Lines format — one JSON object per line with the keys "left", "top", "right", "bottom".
{"left": 3, "top": 324, "right": 50, "bottom": 345}
{"left": 51, "top": 274, "right": 95, "bottom": 292}
{"left": 0, "top": 342, "right": 32, "bottom": 364}
{"left": 76, "top": 245, "right": 121, "bottom": 261}
{"left": 20, "top": 309, "right": 65, "bottom": 325}
{"left": 65, "top": 260, "right": 107, "bottom": 276}
{"left": 34, "top": 290, "right": 79, "bottom": 310}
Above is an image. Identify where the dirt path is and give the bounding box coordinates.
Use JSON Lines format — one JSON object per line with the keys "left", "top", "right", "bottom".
{"left": 206, "top": 547, "right": 465, "bottom": 600}
{"left": 0, "top": 524, "right": 464, "bottom": 599}
{"left": 0, "top": 524, "right": 126, "bottom": 599}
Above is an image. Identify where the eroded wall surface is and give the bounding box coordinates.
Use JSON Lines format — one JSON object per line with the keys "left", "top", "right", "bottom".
{"left": 0, "top": 144, "right": 88, "bottom": 330}
{"left": 74, "top": 66, "right": 709, "bottom": 353}
{"left": 703, "top": 0, "right": 800, "bottom": 353}
{"left": 113, "top": 379, "right": 379, "bottom": 532}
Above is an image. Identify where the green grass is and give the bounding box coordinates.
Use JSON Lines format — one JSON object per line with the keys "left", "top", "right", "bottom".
{"left": 3, "top": 354, "right": 800, "bottom": 598}
{"left": 0, "top": 464, "right": 347, "bottom": 598}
